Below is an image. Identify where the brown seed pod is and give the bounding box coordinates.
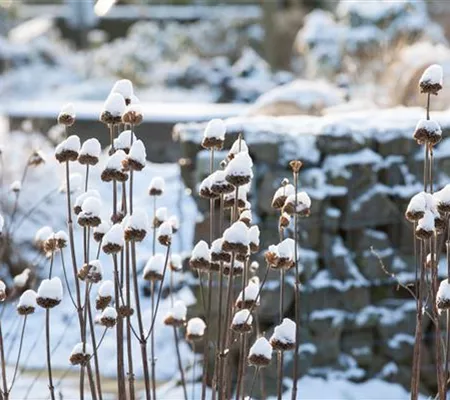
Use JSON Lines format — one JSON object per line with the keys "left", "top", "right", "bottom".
{"left": 225, "top": 174, "right": 251, "bottom": 187}
{"left": 201, "top": 137, "right": 224, "bottom": 150}
{"left": 189, "top": 258, "right": 210, "bottom": 271}
{"left": 143, "top": 270, "right": 164, "bottom": 282}
{"left": 17, "top": 305, "right": 35, "bottom": 316}
{"left": 58, "top": 114, "right": 75, "bottom": 127}
{"left": 101, "top": 168, "right": 128, "bottom": 183}
{"left": 231, "top": 322, "right": 252, "bottom": 334}
{"left": 405, "top": 210, "right": 425, "bottom": 223}
{"left": 122, "top": 110, "right": 143, "bottom": 126}
{"left": 124, "top": 228, "right": 147, "bottom": 242}
{"left": 78, "top": 154, "right": 99, "bottom": 166}
{"left": 164, "top": 315, "right": 185, "bottom": 328}
{"left": 248, "top": 353, "right": 271, "bottom": 367}
{"left": 100, "top": 316, "right": 116, "bottom": 328}
{"left": 36, "top": 297, "right": 61, "bottom": 309}
{"left": 96, "top": 296, "right": 111, "bottom": 311}
{"left": 123, "top": 158, "right": 145, "bottom": 172}
{"left": 222, "top": 241, "right": 248, "bottom": 255}
{"left": 270, "top": 338, "right": 295, "bottom": 352}
{"left": 78, "top": 215, "right": 102, "bottom": 228}
{"left": 55, "top": 150, "right": 78, "bottom": 163}
{"left": 70, "top": 352, "right": 90, "bottom": 366}
{"left": 100, "top": 111, "right": 122, "bottom": 125}
{"left": 102, "top": 243, "right": 122, "bottom": 254}
{"left": 118, "top": 305, "right": 134, "bottom": 318}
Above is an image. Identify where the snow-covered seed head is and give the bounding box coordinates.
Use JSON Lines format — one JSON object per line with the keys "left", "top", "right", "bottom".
{"left": 69, "top": 342, "right": 93, "bottom": 366}
{"left": 236, "top": 280, "right": 260, "bottom": 309}
{"left": 0, "top": 214, "right": 3, "bottom": 236}
{"left": 114, "top": 130, "right": 136, "bottom": 154}
{"left": 419, "top": 64, "right": 443, "bottom": 95}
{"left": 170, "top": 254, "right": 183, "bottom": 272}
{"left": 157, "top": 221, "right": 173, "bottom": 247}
{"left": 265, "top": 245, "right": 279, "bottom": 268}
{"left": 279, "top": 212, "right": 291, "bottom": 229}
{"left": 282, "top": 192, "right": 311, "bottom": 217}
{"left": 118, "top": 289, "right": 134, "bottom": 317}
{"left": 43, "top": 232, "right": 59, "bottom": 255}
{"left": 100, "top": 93, "right": 126, "bottom": 125}
{"left": 34, "top": 226, "right": 53, "bottom": 251}
{"left": 58, "top": 103, "right": 76, "bottom": 126}
{"left": 186, "top": 317, "right": 206, "bottom": 341}
{"left": 101, "top": 150, "right": 128, "bottom": 182}
{"left": 248, "top": 337, "right": 272, "bottom": 367}
{"left": 223, "top": 185, "right": 249, "bottom": 209}
{"left": 148, "top": 177, "right": 165, "bottom": 196}
{"left": 272, "top": 183, "right": 295, "bottom": 210}
{"left": 225, "top": 152, "right": 253, "bottom": 187}
{"left": 122, "top": 104, "right": 143, "bottom": 126}
{"left": 78, "top": 260, "right": 103, "bottom": 284}
{"left": 143, "top": 253, "right": 166, "bottom": 281}
{"left": 123, "top": 140, "right": 146, "bottom": 172}
{"left": 270, "top": 318, "right": 296, "bottom": 351}
{"left": 54, "top": 230, "right": 69, "bottom": 249}
{"left": 168, "top": 215, "right": 180, "bottom": 234}
{"left": 277, "top": 238, "right": 295, "bottom": 269}
{"left": 164, "top": 300, "right": 187, "bottom": 327}
{"left": 250, "top": 261, "right": 259, "bottom": 274}
{"left": 202, "top": 119, "right": 226, "bottom": 150}
{"left": 211, "top": 238, "right": 231, "bottom": 263}
{"left": 239, "top": 209, "right": 252, "bottom": 227}
{"left": 78, "top": 138, "right": 101, "bottom": 166}
{"left": 189, "top": 240, "right": 211, "bottom": 271}
{"left": 228, "top": 137, "right": 249, "bottom": 161}
{"left": 199, "top": 175, "right": 218, "bottom": 199}
{"left": 17, "top": 289, "right": 37, "bottom": 315}
{"left": 96, "top": 280, "right": 114, "bottom": 310}
{"left": 124, "top": 209, "right": 148, "bottom": 242}
{"left": 222, "top": 221, "right": 249, "bottom": 255}
{"left": 153, "top": 207, "right": 168, "bottom": 228}
{"left": 434, "top": 185, "right": 450, "bottom": 214}
{"left": 426, "top": 253, "right": 438, "bottom": 269}
{"left": 55, "top": 135, "right": 81, "bottom": 163}
{"left": 14, "top": 268, "right": 31, "bottom": 289}
{"left": 100, "top": 306, "right": 118, "bottom": 328}
{"left": 405, "top": 192, "right": 429, "bottom": 222}
{"left": 0, "top": 281, "right": 6, "bottom": 302}
{"left": 413, "top": 119, "right": 442, "bottom": 146}
{"left": 77, "top": 197, "right": 102, "bottom": 228}
{"left": 73, "top": 190, "right": 100, "bottom": 215}
{"left": 28, "top": 150, "right": 46, "bottom": 167}
{"left": 10, "top": 180, "right": 21, "bottom": 193}
{"left": 111, "top": 79, "right": 134, "bottom": 104}
{"left": 93, "top": 220, "right": 111, "bottom": 243}
{"left": 102, "top": 224, "right": 124, "bottom": 254}
{"left": 415, "top": 210, "right": 435, "bottom": 240}
{"left": 435, "top": 214, "right": 446, "bottom": 234}
{"left": 223, "top": 261, "right": 244, "bottom": 277}
{"left": 36, "top": 277, "right": 63, "bottom": 309}
{"left": 437, "top": 279, "right": 450, "bottom": 310}
{"left": 210, "top": 170, "right": 235, "bottom": 195}
{"left": 231, "top": 309, "right": 253, "bottom": 333}
{"left": 289, "top": 160, "right": 303, "bottom": 173}
{"left": 248, "top": 225, "right": 260, "bottom": 253}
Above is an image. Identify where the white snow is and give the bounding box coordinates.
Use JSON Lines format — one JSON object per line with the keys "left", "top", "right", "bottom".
{"left": 102, "top": 93, "right": 126, "bottom": 116}
{"left": 225, "top": 152, "right": 253, "bottom": 179}
{"left": 88, "top": 260, "right": 103, "bottom": 275}
{"left": 17, "top": 290, "right": 37, "bottom": 308}
{"left": 155, "top": 207, "right": 168, "bottom": 222}
{"left": 94, "top": 220, "right": 111, "bottom": 235}
{"left": 438, "top": 279, "right": 450, "bottom": 301}
{"left": 415, "top": 119, "right": 442, "bottom": 134}
{"left": 158, "top": 221, "right": 173, "bottom": 237}
{"left": 70, "top": 342, "right": 93, "bottom": 357}
{"left": 144, "top": 253, "right": 167, "bottom": 276}
{"left": 228, "top": 138, "right": 249, "bottom": 158}
{"left": 111, "top": 79, "right": 134, "bottom": 99}
{"left": 79, "top": 138, "right": 101, "bottom": 158}
{"left": 277, "top": 238, "right": 295, "bottom": 259}
{"left": 128, "top": 140, "right": 147, "bottom": 165}
{"left": 170, "top": 254, "right": 183, "bottom": 271}
{"left": 273, "top": 183, "right": 295, "bottom": 203}
{"left": 248, "top": 226, "right": 260, "bottom": 246}
{"left": 10, "top": 180, "right": 21, "bottom": 192}
{"left": 191, "top": 240, "right": 210, "bottom": 260}
{"left": 416, "top": 210, "right": 435, "bottom": 232}
{"left": 168, "top": 215, "right": 180, "bottom": 231}
{"left": 166, "top": 300, "right": 187, "bottom": 320}
{"left": 74, "top": 190, "right": 101, "bottom": 210}
{"left": 407, "top": 191, "right": 429, "bottom": 213}
{"left": 57, "top": 135, "right": 81, "bottom": 153}
{"left": 0, "top": 281, "right": 5, "bottom": 296}
{"left": 285, "top": 192, "right": 311, "bottom": 212}
{"left": 186, "top": 317, "right": 206, "bottom": 336}
{"left": 210, "top": 170, "right": 227, "bottom": 186}
{"left": 98, "top": 280, "right": 114, "bottom": 298}
{"left": 0, "top": 214, "right": 3, "bottom": 234}
{"left": 434, "top": 184, "right": 450, "bottom": 206}
{"left": 419, "top": 64, "right": 443, "bottom": 87}
{"left": 114, "top": 130, "right": 136, "bottom": 151}
{"left": 271, "top": 318, "right": 296, "bottom": 344}
{"left": 35, "top": 226, "right": 53, "bottom": 244}
{"left": 55, "top": 230, "right": 68, "bottom": 244}
{"left": 59, "top": 103, "right": 75, "bottom": 118}
{"left": 105, "top": 150, "right": 127, "bottom": 170}
{"left": 126, "top": 209, "right": 149, "bottom": 231}
{"left": 101, "top": 306, "right": 117, "bottom": 320}
{"left": 237, "top": 280, "right": 260, "bottom": 303}
{"left": 14, "top": 268, "right": 31, "bottom": 288}
{"left": 103, "top": 224, "right": 124, "bottom": 246}
{"left": 249, "top": 337, "right": 272, "bottom": 358}
{"left": 37, "top": 277, "right": 63, "bottom": 301}
{"left": 149, "top": 176, "right": 165, "bottom": 194}
{"left": 233, "top": 309, "right": 252, "bottom": 325}
{"left": 240, "top": 210, "right": 252, "bottom": 223}
{"left": 223, "top": 221, "right": 249, "bottom": 245}
{"left": 203, "top": 118, "right": 226, "bottom": 140}
{"left": 199, "top": 175, "right": 213, "bottom": 193}
{"left": 211, "top": 238, "right": 224, "bottom": 253}
{"left": 81, "top": 196, "right": 102, "bottom": 216}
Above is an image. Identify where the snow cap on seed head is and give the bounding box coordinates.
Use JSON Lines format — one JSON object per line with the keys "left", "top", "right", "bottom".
{"left": 36, "top": 277, "right": 63, "bottom": 308}
{"left": 186, "top": 317, "right": 206, "bottom": 339}
{"left": 0, "top": 281, "right": 6, "bottom": 302}
{"left": 149, "top": 176, "right": 165, "bottom": 196}
{"left": 437, "top": 279, "right": 450, "bottom": 310}
{"left": 223, "top": 221, "right": 249, "bottom": 246}
{"left": 271, "top": 318, "right": 296, "bottom": 345}
{"left": 114, "top": 130, "right": 136, "bottom": 153}
{"left": 126, "top": 140, "right": 146, "bottom": 171}
{"left": 419, "top": 64, "right": 443, "bottom": 95}
{"left": 10, "top": 180, "right": 21, "bottom": 193}
{"left": 17, "top": 289, "right": 37, "bottom": 315}
{"left": 202, "top": 119, "right": 226, "bottom": 150}
{"left": 79, "top": 138, "right": 101, "bottom": 165}
{"left": 170, "top": 253, "right": 183, "bottom": 271}
{"left": 111, "top": 79, "right": 134, "bottom": 102}
{"left": 228, "top": 137, "right": 249, "bottom": 160}
{"left": 143, "top": 253, "right": 166, "bottom": 281}
{"left": 248, "top": 337, "right": 272, "bottom": 366}
{"left": 58, "top": 103, "right": 76, "bottom": 126}
{"left": 225, "top": 152, "right": 253, "bottom": 186}
{"left": 100, "top": 93, "right": 126, "bottom": 125}
{"left": 189, "top": 240, "right": 211, "bottom": 270}
{"left": 102, "top": 224, "right": 124, "bottom": 253}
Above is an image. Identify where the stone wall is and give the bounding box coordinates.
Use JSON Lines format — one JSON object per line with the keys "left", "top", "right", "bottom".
{"left": 173, "top": 106, "right": 450, "bottom": 395}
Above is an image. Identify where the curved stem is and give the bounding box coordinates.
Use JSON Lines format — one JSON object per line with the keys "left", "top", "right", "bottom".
{"left": 7, "top": 316, "right": 27, "bottom": 395}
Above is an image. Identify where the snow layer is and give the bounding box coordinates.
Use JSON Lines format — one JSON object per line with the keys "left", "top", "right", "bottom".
{"left": 59, "top": 103, "right": 75, "bottom": 118}
{"left": 223, "top": 221, "right": 249, "bottom": 245}
{"left": 417, "top": 210, "right": 435, "bottom": 231}
{"left": 155, "top": 207, "right": 168, "bottom": 222}
{"left": 126, "top": 209, "right": 149, "bottom": 231}
{"left": 420, "top": 64, "right": 443, "bottom": 86}
{"left": 98, "top": 280, "right": 114, "bottom": 297}
{"left": 204, "top": 118, "right": 226, "bottom": 140}
{"left": 70, "top": 342, "right": 93, "bottom": 356}
{"left": 111, "top": 79, "right": 134, "bottom": 99}
{"left": 271, "top": 318, "right": 296, "bottom": 344}
{"left": 101, "top": 306, "right": 117, "bottom": 320}
{"left": 75, "top": 189, "right": 101, "bottom": 210}
{"left": 249, "top": 337, "right": 272, "bottom": 358}
{"left": 81, "top": 196, "right": 102, "bottom": 216}
{"left": 170, "top": 254, "right": 183, "bottom": 271}
{"left": 79, "top": 138, "right": 101, "bottom": 158}
{"left": 102, "top": 93, "right": 126, "bottom": 116}
{"left": 114, "top": 130, "right": 136, "bottom": 151}
{"left": 248, "top": 225, "right": 260, "bottom": 245}
{"left": 37, "top": 277, "right": 63, "bottom": 301}
{"left": 437, "top": 279, "right": 450, "bottom": 301}
{"left": 415, "top": 119, "right": 442, "bottom": 135}
{"left": 35, "top": 226, "right": 53, "bottom": 244}
{"left": 105, "top": 150, "right": 127, "bottom": 170}
{"left": 18, "top": 290, "right": 37, "bottom": 308}
{"left": 144, "top": 253, "right": 167, "bottom": 275}
{"left": 149, "top": 176, "right": 165, "bottom": 193}
{"left": 59, "top": 135, "right": 81, "bottom": 153}
{"left": 233, "top": 309, "right": 252, "bottom": 325}
{"left": 225, "top": 152, "right": 253, "bottom": 178}
{"left": 14, "top": 268, "right": 31, "bottom": 288}
{"left": 277, "top": 238, "right": 295, "bottom": 259}
{"left": 191, "top": 240, "right": 210, "bottom": 260}
{"left": 103, "top": 224, "right": 124, "bottom": 246}
{"left": 129, "top": 140, "right": 147, "bottom": 165}
{"left": 94, "top": 220, "right": 111, "bottom": 235}
{"left": 10, "top": 180, "right": 21, "bottom": 192}
{"left": 158, "top": 221, "right": 173, "bottom": 237}
{"left": 166, "top": 300, "right": 187, "bottom": 320}
{"left": 187, "top": 317, "right": 206, "bottom": 336}
{"left": 273, "top": 183, "right": 295, "bottom": 202}
{"left": 237, "top": 281, "right": 259, "bottom": 302}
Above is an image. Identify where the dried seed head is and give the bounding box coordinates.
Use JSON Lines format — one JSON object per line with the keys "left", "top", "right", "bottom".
{"left": 231, "top": 309, "right": 253, "bottom": 333}
{"left": 78, "top": 260, "right": 103, "bottom": 284}
{"left": 100, "top": 307, "right": 118, "bottom": 328}
{"left": 248, "top": 337, "right": 272, "bottom": 367}
{"left": 164, "top": 300, "right": 187, "bottom": 327}
{"left": 437, "top": 279, "right": 450, "bottom": 310}
{"left": 78, "top": 138, "right": 101, "bottom": 166}
{"left": 189, "top": 240, "right": 211, "bottom": 271}
{"left": 289, "top": 160, "right": 303, "bottom": 173}
{"left": 17, "top": 290, "right": 37, "bottom": 316}
{"left": 419, "top": 64, "right": 443, "bottom": 95}
{"left": 122, "top": 104, "right": 143, "bottom": 126}
{"left": 413, "top": 119, "right": 442, "bottom": 146}
{"left": 55, "top": 135, "right": 81, "bottom": 163}
{"left": 58, "top": 103, "right": 76, "bottom": 126}
{"left": 0, "top": 281, "right": 6, "bottom": 302}
{"left": 28, "top": 150, "right": 45, "bottom": 167}
{"left": 143, "top": 253, "right": 166, "bottom": 281}
{"left": 148, "top": 177, "right": 165, "bottom": 197}
{"left": 186, "top": 318, "right": 206, "bottom": 342}
{"left": 69, "top": 343, "right": 92, "bottom": 366}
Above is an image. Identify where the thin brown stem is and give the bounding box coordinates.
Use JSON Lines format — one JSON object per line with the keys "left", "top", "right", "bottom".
{"left": 151, "top": 281, "right": 157, "bottom": 400}
{"left": 0, "top": 320, "right": 9, "bottom": 400}
{"left": 173, "top": 326, "right": 188, "bottom": 400}
{"left": 45, "top": 309, "right": 55, "bottom": 400}
{"left": 7, "top": 315, "right": 27, "bottom": 395}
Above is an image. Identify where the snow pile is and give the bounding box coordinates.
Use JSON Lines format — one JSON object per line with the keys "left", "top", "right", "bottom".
{"left": 419, "top": 64, "right": 444, "bottom": 88}
{"left": 223, "top": 221, "right": 249, "bottom": 246}
{"left": 126, "top": 209, "right": 149, "bottom": 231}
{"left": 143, "top": 254, "right": 167, "bottom": 277}
{"left": 98, "top": 280, "right": 114, "bottom": 298}
{"left": 79, "top": 138, "right": 101, "bottom": 158}
{"left": 232, "top": 309, "right": 252, "bottom": 325}
{"left": 81, "top": 197, "right": 102, "bottom": 217}
{"left": 270, "top": 318, "right": 296, "bottom": 345}
{"left": 14, "top": 269, "right": 31, "bottom": 288}
{"left": 111, "top": 79, "right": 134, "bottom": 100}
{"left": 37, "top": 277, "right": 63, "bottom": 301}
{"left": 236, "top": 280, "right": 259, "bottom": 304}
{"left": 128, "top": 140, "right": 147, "bottom": 165}
{"left": 225, "top": 152, "right": 253, "bottom": 181}
{"left": 203, "top": 119, "right": 226, "bottom": 140}
{"left": 70, "top": 342, "right": 93, "bottom": 357}
{"left": 166, "top": 300, "right": 187, "bottom": 321}
{"left": 102, "top": 93, "right": 126, "bottom": 116}
{"left": 17, "top": 289, "right": 37, "bottom": 308}
{"left": 186, "top": 317, "right": 206, "bottom": 336}
{"left": 103, "top": 224, "right": 124, "bottom": 246}
{"left": 191, "top": 240, "right": 210, "bottom": 260}
{"left": 114, "top": 130, "right": 136, "bottom": 152}
{"left": 105, "top": 150, "right": 127, "bottom": 171}
{"left": 149, "top": 176, "right": 165, "bottom": 195}
{"left": 249, "top": 337, "right": 272, "bottom": 358}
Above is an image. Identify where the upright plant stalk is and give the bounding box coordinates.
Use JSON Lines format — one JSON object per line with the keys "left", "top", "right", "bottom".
{"left": 7, "top": 315, "right": 27, "bottom": 397}
{"left": 150, "top": 281, "right": 157, "bottom": 400}
{"left": 277, "top": 225, "right": 285, "bottom": 400}
{"left": 45, "top": 309, "right": 55, "bottom": 400}
{"left": 173, "top": 326, "right": 188, "bottom": 400}
{"left": 0, "top": 320, "right": 8, "bottom": 400}
{"left": 445, "top": 216, "right": 450, "bottom": 388}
